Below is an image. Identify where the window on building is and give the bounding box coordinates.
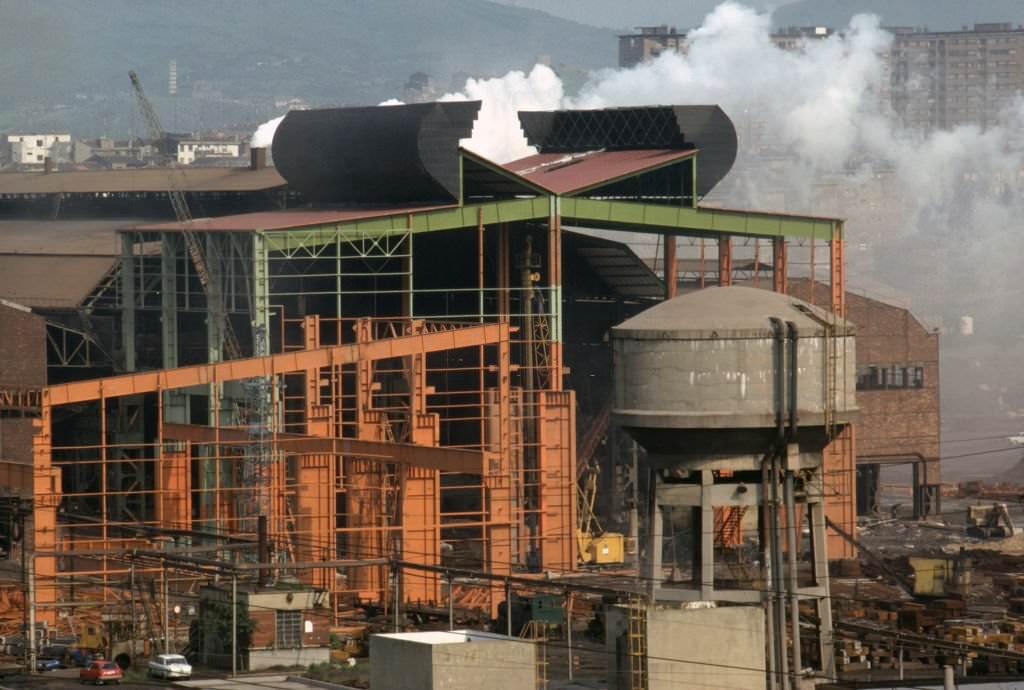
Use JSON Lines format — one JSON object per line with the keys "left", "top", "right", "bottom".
{"left": 276, "top": 610, "right": 302, "bottom": 648}
{"left": 36, "top": 139, "right": 43, "bottom": 146}
{"left": 856, "top": 365, "right": 925, "bottom": 391}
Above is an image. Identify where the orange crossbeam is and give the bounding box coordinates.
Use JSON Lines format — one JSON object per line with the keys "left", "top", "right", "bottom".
{"left": 44, "top": 322, "right": 505, "bottom": 405}
{"left": 162, "top": 423, "right": 486, "bottom": 474}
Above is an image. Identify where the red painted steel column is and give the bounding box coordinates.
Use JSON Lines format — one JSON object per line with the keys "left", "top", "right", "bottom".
{"left": 663, "top": 233, "right": 677, "bottom": 299}
{"left": 830, "top": 223, "right": 846, "bottom": 316}
{"left": 773, "top": 237, "right": 787, "bottom": 294}
{"left": 718, "top": 236, "right": 732, "bottom": 287}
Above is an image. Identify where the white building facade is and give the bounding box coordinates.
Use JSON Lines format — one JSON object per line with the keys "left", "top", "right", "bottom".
{"left": 6, "top": 133, "right": 72, "bottom": 165}
{"left": 176, "top": 140, "right": 241, "bottom": 165}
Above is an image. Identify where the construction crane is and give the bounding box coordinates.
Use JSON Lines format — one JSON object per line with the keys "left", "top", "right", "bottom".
{"left": 128, "top": 70, "right": 242, "bottom": 361}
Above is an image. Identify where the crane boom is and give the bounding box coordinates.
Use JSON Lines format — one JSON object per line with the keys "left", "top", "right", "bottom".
{"left": 128, "top": 71, "right": 242, "bottom": 360}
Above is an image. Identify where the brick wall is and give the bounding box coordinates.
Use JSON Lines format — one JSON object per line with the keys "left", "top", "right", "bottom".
{"left": 0, "top": 302, "right": 46, "bottom": 465}
{"left": 790, "top": 282, "right": 941, "bottom": 483}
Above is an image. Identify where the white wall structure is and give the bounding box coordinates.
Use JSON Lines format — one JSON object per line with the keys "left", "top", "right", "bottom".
{"left": 370, "top": 630, "right": 536, "bottom": 690}
{"left": 177, "top": 140, "right": 241, "bottom": 165}
{"left": 6, "top": 133, "right": 71, "bottom": 165}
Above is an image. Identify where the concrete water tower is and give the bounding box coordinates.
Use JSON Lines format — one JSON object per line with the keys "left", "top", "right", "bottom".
{"left": 611, "top": 286, "right": 856, "bottom": 686}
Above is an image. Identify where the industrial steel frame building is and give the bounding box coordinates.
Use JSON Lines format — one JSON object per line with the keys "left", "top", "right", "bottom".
{"left": 29, "top": 103, "right": 854, "bottom": 632}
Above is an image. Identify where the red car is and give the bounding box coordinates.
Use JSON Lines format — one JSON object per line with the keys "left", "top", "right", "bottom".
{"left": 79, "top": 660, "right": 122, "bottom": 685}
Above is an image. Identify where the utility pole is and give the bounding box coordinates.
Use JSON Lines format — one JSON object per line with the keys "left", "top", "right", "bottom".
{"left": 129, "top": 562, "right": 137, "bottom": 663}
{"left": 447, "top": 575, "right": 454, "bottom": 631}
{"left": 163, "top": 564, "right": 170, "bottom": 654}
{"left": 393, "top": 564, "right": 401, "bottom": 633}
{"left": 505, "top": 579, "right": 513, "bottom": 637}
{"left": 27, "top": 555, "right": 36, "bottom": 674}
{"left": 566, "top": 591, "right": 574, "bottom": 681}
{"left": 231, "top": 574, "right": 238, "bottom": 677}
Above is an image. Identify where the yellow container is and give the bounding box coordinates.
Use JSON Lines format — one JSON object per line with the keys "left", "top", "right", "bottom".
{"left": 587, "top": 533, "right": 625, "bottom": 564}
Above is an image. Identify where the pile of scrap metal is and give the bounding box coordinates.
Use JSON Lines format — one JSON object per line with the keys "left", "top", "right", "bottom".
{"left": 966, "top": 503, "right": 1015, "bottom": 539}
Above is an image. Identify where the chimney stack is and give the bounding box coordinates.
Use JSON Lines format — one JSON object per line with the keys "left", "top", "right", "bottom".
{"left": 250, "top": 147, "right": 267, "bottom": 171}
{"left": 43, "top": 157, "right": 55, "bottom": 174}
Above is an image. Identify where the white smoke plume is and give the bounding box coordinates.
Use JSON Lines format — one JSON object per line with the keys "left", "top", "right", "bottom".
{"left": 250, "top": 114, "right": 286, "bottom": 148}
{"left": 426, "top": 3, "right": 1024, "bottom": 331}
{"left": 440, "top": 64, "right": 564, "bottom": 162}
{"left": 415, "top": 1, "right": 1024, "bottom": 416}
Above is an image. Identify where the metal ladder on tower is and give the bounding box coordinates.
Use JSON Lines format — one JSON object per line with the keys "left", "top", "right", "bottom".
{"left": 627, "top": 596, "right": 648, "bottom": 690}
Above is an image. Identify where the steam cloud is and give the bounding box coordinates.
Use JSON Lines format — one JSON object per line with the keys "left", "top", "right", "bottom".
{"left": 438, "top": 2, "right": 1024, "bottom": 343}
{"left": 251, "top": 114, "right": 286, "bottom": 149}
{"left": 254, "top": 1, "right": 1024, "bottom": 361}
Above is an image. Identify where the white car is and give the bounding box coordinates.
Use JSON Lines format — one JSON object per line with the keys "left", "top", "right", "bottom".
{"left": 147, "top": 653, "right": 192, "bottom": 680}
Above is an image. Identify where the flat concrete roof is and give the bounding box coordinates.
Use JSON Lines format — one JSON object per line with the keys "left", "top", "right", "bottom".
{"left": 374, "top": 629, "right": 515, "bottom": 645}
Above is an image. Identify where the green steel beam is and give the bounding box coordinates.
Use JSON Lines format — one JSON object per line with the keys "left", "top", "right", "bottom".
{"left": 560, "top": 197, "right": 841, "bottom": 241}
{"left": 263, "top": 197, "right": 551, "bottom": 252}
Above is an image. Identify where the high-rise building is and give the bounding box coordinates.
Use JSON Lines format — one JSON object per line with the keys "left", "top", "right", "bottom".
{"left": 617, "top": 22, "right": 1024, "bottom": 133}
{"left": 888, "top": 23, "right": 1024, "bottom": 131}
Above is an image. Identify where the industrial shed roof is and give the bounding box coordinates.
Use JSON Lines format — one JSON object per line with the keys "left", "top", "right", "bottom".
{"left": 0, "top": 253, "right": 116, "bottom": 308}
{"left": 132, "top": 205, "right": 457, "bottom": 233}
{"left": 0, "top": 166, "right": 285, "bottom": 195}
{"left": 503, "top": 148, "right": 697, "bottom": 195}
{"left": 0, "top": 219, "right": 136, "bottom": 254}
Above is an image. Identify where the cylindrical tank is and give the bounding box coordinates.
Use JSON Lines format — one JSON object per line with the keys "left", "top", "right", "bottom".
{"left": 612, "top": 286, "right": 856, "bottom": 465}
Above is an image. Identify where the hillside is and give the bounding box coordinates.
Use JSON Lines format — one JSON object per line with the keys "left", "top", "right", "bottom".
{"left": 0, "top": 0, "right": 615, "bottom": 135}
{"left": 773, "top": 0, "right": 1024, "bottom": 30}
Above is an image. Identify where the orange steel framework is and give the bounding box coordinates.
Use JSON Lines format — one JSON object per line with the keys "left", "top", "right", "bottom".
{"left": 32, "top": 317, "right": 576, "bottom": 625}
{"left": 26, "top": 149, "right": 854, "bottom": 636}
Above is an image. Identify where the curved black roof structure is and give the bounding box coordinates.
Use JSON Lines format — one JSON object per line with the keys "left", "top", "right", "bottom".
{"left": 517, "top": 105, "right": 737, "bottom": 198}
{"left": 272, "top": 101, "right": 481, "bottom": 205}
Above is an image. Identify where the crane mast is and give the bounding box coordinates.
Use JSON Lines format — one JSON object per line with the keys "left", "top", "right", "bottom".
{"left": 128, "top": 70, "right": 242, "bottom": 361}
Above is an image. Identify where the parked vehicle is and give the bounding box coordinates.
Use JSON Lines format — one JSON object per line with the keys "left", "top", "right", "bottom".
{"left": 36, "top": 657, "right": 64, "bottom": 672}
{"left": 79, "top": 660, "right": 122, "bottom": 685}
{"left": 147, "top": 653, "right": 192, "bottom": 680}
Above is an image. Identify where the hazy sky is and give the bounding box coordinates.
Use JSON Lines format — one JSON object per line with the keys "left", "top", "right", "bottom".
{"left": 492, "top": 0, "right": 796, "bottom": 29}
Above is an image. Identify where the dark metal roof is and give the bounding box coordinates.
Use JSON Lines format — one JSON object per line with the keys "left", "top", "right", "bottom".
{"left": 517, "top": 105, "right": 736, "bottom": 197}
{"left": 133, "top": 205, "right": 457, "bottom": 233}
{"left": 504, "top": 148, "right": 696, "bottom": 195}
{"left": 272, "top": 101, "right": 480, "bottom": 205}
{"left": 0, "top": 167, "right": 285, "bottom": 195}
{"left": 0, "top": 253, "right": 116, "bottom": 308}
{"left": 564, "top": 230, "right": 663, "bottom": 299}
{"left": 0, "top": 219, "right": 136, "bottom": 254}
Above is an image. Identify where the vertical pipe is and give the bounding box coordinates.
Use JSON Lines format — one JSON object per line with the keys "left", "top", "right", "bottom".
{"left": 769, "top": 318, "right": 788, "bottom": 688}
{"left": 566, "top": 591, "right": 573, "bottom": 681}
{"left": 129, "top": 562, "right": 137, "bottom": 663}
{"left": 784, "top": 470, "right": 802, "bottom": 683}
{"left": 163, "top": 564, "right": 170, "bottom": 654}
{"left": 943, "top": 664, "right": 954, "bottom": 690}
{"left": 231, "top": 573, "right": 238, "bottom": 677}
{"left": 394, "top": 564, "right": 401, "bottom": 632}
{"left": 770, "top": 452, "right": 789, "bottom": 689}
{"left": 762, "top": 459, "right": 777, "bottom": 690}
{"left": 27, "top": 555, "right": 36, "bottom": 674}
{"left": 505, "top": 578, "right": 513, "bottom": 637}
{"left": 447, "top": 575, "right": 454, "bottom": 631}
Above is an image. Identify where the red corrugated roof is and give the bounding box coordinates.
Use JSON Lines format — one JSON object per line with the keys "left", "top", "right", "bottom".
{"left": 133, "top": 204, "right": 457, "bottom": 232}
{"left": 503, "top": 148, "right": 697, "bottom": 195}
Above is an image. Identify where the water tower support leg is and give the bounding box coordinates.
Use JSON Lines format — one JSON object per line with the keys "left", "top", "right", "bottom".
{"left": 646, "top": 469, "right": 663, "bottom": 600}
{"left": 700, "top": 470, "right": 714, "bottom": 600}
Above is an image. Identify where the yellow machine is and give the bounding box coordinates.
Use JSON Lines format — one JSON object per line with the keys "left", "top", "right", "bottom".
{"left": 576, "top": 461, "right": 625, "bottom": 565}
